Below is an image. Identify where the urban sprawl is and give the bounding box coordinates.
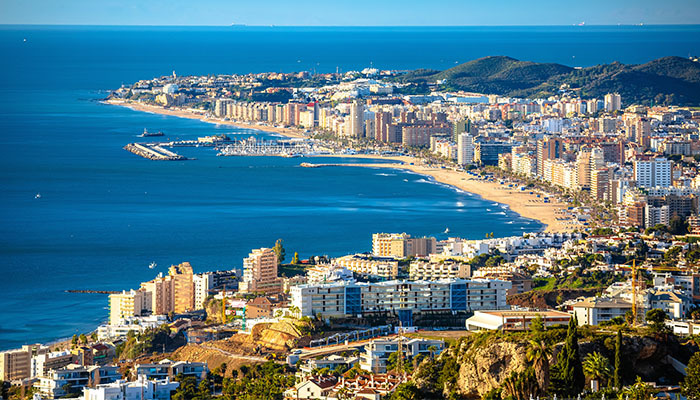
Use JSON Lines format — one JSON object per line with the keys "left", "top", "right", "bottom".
{"left": 3, "top": 65, "right": 700, "bottom": 400}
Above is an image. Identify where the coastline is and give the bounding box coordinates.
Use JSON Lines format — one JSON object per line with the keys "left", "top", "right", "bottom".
{"left": 106, "top": 100, "right": 574, "bottom": 233}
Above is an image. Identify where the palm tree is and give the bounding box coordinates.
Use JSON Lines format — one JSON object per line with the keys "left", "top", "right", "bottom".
{"left": 526, "top": 338, "right": 552, "bottom": 393}
{"left": 583, "top": 351, "right": 612, "bottom": 391}
{"left": 427, "top": 345, "right": 438, "bottom": 359}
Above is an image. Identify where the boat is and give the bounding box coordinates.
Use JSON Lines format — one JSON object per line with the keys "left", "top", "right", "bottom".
{"left": 35, "top": 193, "right": 41, "bottom": 199}
{"left": 140, "top": 129, "right": 165, "bottom": 137}
{"left": 149, "top": 262, "right": 157, "bottom": 269}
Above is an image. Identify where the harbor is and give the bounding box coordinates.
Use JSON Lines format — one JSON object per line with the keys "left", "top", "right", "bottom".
{"left": 216, "top": 137, "right": 332, "bottom": 157}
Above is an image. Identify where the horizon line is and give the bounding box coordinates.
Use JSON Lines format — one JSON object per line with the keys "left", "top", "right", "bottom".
{"left": 2, "top": 23, "right": 700, "bottom": 28}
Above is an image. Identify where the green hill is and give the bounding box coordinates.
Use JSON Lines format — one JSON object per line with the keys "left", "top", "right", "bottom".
{"left": 406, "top": 56, "right": 700, "bottom": 106}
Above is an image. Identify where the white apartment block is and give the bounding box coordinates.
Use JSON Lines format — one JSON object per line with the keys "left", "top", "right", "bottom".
{"left": 193, "top": 273, "right": 212, "bottom": 310}
{"left": 290, "top": 279, "right": 511, "bottom": 324}
{"left": 83, "top": 376, "right": 179, "bottom": 400}
{"left": 360, "top": 338, "right": 444, "bottom": 373}
{"left": 634, "top": 157, "right": 672, "bottom": 188}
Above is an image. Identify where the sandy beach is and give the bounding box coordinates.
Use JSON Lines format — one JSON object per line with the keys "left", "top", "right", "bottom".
{"left": 105, "top": 99, "right": 308, "bottom": 138}
{"left": 107, "top": 100, "right": 573, "bottom": 233}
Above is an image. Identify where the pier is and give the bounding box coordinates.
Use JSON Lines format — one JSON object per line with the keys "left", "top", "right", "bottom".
{"left": 124, "top": 143, "right": 187, "bottom": 160}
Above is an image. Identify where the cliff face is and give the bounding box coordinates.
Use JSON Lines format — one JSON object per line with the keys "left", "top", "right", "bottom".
{"left": 414, "top": 330, "right": 694, "bottom": 399}
{"left": 454, "top": 340, "right": 542, "bottom": 399}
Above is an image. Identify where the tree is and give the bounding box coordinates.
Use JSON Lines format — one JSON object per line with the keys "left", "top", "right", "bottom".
{"left": 682, "top": 352, "right": 700, "bottom": 400}
{"left": 550, "top": 317, "right": 585, "bottom": 397}
{"left": 530, "top": 316, "right": 545, "bottom": 334}
{"left": 645, "top": 308, "right": 667, "bottom": 332}
{"left": 502, "top": 368, "right": 540, "bottom": 400}
{"left": 427, "top": 345, "right": 438, "bottom": 359}
{"left": 90, "top": 332, "right": 98, "bottom": 342}
{"left": 273, "top": 239, "right": 286, "bottom": 264}
{"left": 71, "top": 334, "right": 78, "bottom": 346}
{"left": 79, "top": 334, "right": 88, "bottom": 345}
{"left": 291, "top": 251, "right": 299, "bottom": 265}
{"left": 614, "top": 329, "right": 622, "bottom": 389}
{"left": 526, "top": 338, "right": 552, "bottom": 392}
{"left": 669, "top": 215, "right": 689, "bottom": 235}
{"left": 618, "top": 376, "right": 652, "bottom": 400}
{"left": 390, "top": 382, "right": 421, "bottom": 400}
{"left": 583, "top": 352, "right": 612, "bottom": 391}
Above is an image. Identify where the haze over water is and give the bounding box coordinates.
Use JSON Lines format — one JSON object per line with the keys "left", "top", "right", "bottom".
{"left": 1, "top": 25, "right": 699, "bottom": 350}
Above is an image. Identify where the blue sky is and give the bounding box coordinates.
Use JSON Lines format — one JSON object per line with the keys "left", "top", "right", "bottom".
{"left": 1, "top": 0, "right": 699, "bottom": 26}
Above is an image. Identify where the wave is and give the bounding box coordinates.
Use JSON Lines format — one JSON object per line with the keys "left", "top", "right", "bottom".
{"left": 375, "top": 173, "right": 396, "bottom": 177}
{"left": 486, "top": 208, "right": 492, "bottom": 212}
{"left": 497, "top": 211, "right": 506, "bottom": 215}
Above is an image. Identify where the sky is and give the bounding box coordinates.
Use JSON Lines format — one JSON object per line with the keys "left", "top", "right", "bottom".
{"left": 1, "top": 0, "right": 699, "bottom": 26}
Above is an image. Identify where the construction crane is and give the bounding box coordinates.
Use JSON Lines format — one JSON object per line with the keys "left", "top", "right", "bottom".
{"left": 617, "top": 259, "right": 688, "bottom": 325}
{"left": 221, "top": 285, "right": 227, "bottom": 324}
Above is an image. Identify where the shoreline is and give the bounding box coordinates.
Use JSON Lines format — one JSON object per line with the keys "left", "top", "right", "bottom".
{"left": 106, "top": 99, "right": 574, "bottom": 233}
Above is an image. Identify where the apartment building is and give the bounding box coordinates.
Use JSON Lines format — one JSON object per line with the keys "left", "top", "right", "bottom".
{"left": 290, "top": 278, "right": 511, "bottom": 325}
{"left": 360, "top": 338, "right": 444, "bottom": 373}
{"left": 334, "top": 254, "right": 399, "bottom": 279}
{"left": 371, "top": 233, "right": 436, "bottom": 258}
{"left": 0, "top": 345, "right": 45, "bottom": 381}
{"left": 239, "top": 247, "right": 283, "bottom": 295}
{"left": 408, "top": 260, "right": 471, "bottom": 281}
{"left": 109, "top": 290, "right": 146, "bottom": 326}
{"left": 571, "top": 297, "right": 633, "bottom": 326}
{"left": 83, "top": 376, "right": 180, "bottom": 400}
{"left": 35, "top": 365, "right": 121, "bottom": 399}
{"left": 134, "top": 360, "right": 208, "bottom": 382}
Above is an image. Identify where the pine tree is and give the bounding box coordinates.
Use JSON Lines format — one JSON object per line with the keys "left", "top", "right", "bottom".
{"left": 614, "top": 329, "right": 622, "bottom": 389}
{"left": 550, "top": 317, "right": 585, "bottom": 397}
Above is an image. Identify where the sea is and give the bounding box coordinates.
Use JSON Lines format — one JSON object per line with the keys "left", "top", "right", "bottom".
{"left": 1, "top": 25, "right": 699, "bottom": 350}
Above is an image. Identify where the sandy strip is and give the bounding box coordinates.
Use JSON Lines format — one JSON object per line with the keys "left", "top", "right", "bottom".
{"left": 106, "top": 100, "right": 574, "bottom": 233}
{"left": 105, "top": 99, "right": 307, "bottom": 138}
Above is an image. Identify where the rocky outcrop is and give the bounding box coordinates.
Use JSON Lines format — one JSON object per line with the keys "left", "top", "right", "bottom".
{"left": 507, "top": 288, "right": 599, "bottom": 309}
{"left": 452, "top": 339, "right": 557, "bottom": 398}
{"left": 414, "top": 331, "right": 695, "bottom": 399}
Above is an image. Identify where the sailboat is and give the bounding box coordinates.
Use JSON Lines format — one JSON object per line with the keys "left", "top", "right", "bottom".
{"left": 444, "top": 227, "right": 450, "bottom": 234}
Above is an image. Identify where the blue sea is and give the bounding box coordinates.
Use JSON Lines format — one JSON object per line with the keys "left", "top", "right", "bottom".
{"left": 1, "top": 25, "right": 699, "bottom": 350}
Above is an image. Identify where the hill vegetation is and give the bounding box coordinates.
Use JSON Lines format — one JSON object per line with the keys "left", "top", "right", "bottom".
{"left": 398, "top": 56, "right": 700, "bottom": 106}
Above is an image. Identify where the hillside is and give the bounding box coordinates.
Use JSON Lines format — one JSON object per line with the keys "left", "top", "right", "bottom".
{"left": 405, "top": 56, "right": 700, "bottom": 106}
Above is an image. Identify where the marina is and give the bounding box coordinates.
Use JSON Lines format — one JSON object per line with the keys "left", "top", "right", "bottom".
{"left": 216, "top": 137, "right": 331, "bottom": 157}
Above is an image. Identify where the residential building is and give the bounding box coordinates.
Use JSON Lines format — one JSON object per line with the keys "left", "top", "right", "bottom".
{"left": 169, "top": 262, "right": 195, "bottom": 313}
{"left": 408, "top": 260, "right": 471, "bottom": 281}
{"left": 457, "top": 133, "right": 474, "bottom": 166}
{"left": 83, "top": 376, "right": 180, "bottom": 400}
{"left": 334, "top": 254, "right": 399, "bottom": 279}
{"left": 35, "top": 365, "right": 121, "bottom": 399}
{"left": 290, "top": 279, "right": 511, "bottom": 325}
{"left": 193, "top": 273, "right": 212, "bottom": 310}
{"left": 239, "top": 248, "right": 283, "bottom": 295}
{"left": 109, "top": 289, "right": 146, "bottom": 326}
{"left": 634, "top": 157, "right": 672, "bottom": 188}
{"left": 571, "top": 297, "right": 633, "bottom": 326}
{"left": 134, "top": 360, "right": 208, "bottom": 383}
{"left": 0, "top": 345, "right": 44, "bottom": 381}
{"left": 604, "top": 93, "right": 621, "bottom": 112}
{"left": 31, "top": 350, "right": 76, "bottom": 378}
{"left": 371, "top": 233, "right": 436, "bottom": 258}
{"left": 359, "top": 338, "right": 444, "bottom": 373}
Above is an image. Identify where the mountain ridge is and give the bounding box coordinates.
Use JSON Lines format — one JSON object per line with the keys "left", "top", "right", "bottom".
{"left": 399, "top": 55, "right": 700, "bottom": 106}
